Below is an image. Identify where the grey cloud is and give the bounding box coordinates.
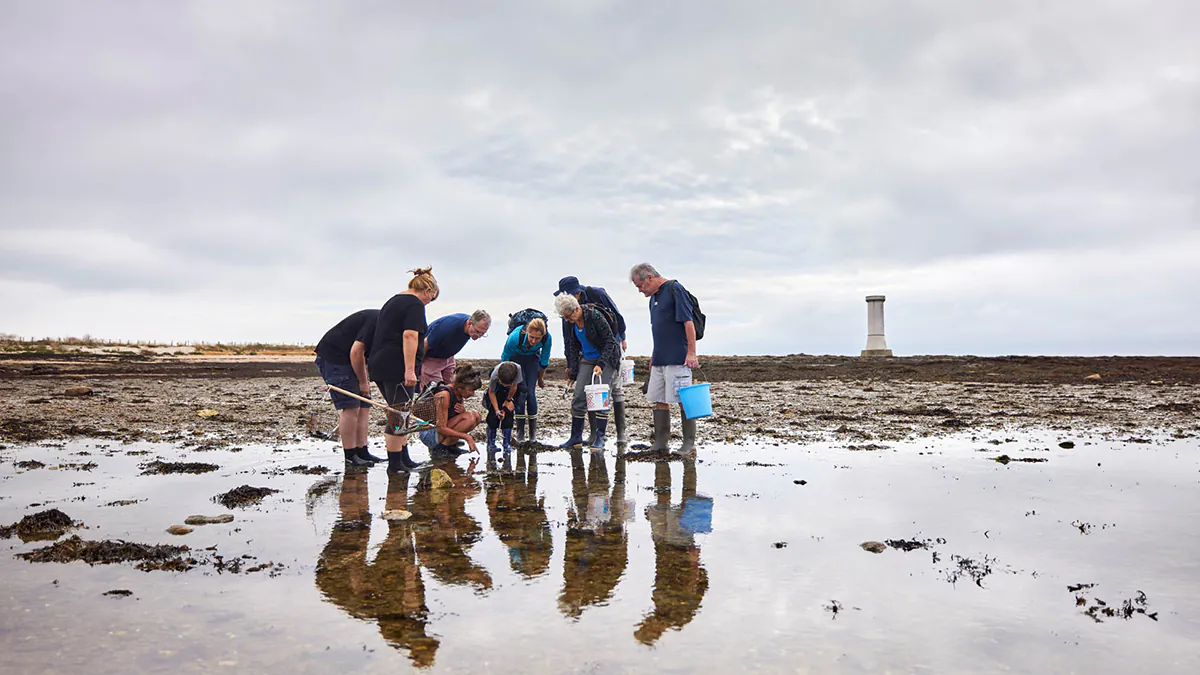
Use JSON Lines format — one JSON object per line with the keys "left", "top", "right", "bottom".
{"left": 1, "top": 0, "right": 1196, "bottom": 353}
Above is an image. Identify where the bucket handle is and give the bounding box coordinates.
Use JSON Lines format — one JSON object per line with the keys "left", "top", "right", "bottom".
{"left": 690, "top": 365, "right": 708, "bottom": 384}
{"left": 591, "top": 372, "right": 604, "bottom": 386}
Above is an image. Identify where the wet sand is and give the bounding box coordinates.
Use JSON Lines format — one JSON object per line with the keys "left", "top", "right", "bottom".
{"left": 1, "top": 354, "right": 1197, "bottom": 446}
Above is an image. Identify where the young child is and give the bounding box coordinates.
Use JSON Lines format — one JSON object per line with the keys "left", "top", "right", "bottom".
{"left": 483, "top": 361, "right": 524, "bottom": 453}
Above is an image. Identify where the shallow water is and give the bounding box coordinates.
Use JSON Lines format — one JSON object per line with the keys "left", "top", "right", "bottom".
{"left": 1, "top": 432, "right": 1198, "bottom": 673}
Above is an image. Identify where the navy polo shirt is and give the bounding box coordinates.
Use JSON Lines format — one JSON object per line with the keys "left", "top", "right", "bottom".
{"left": 425, "top": 313, "right": 471, "bottom": 359}
{"left": 649, "top": 281, "right": 695, "bottom": 366}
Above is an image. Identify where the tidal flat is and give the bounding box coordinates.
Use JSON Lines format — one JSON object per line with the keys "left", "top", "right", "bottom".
{"left": 2, "top": 431, "right": 1198, "bottom": 673}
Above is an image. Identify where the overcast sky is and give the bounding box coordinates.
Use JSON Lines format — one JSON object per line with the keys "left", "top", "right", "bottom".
{"left": 1, "top": 1, "right": 1196, "bottom": 358}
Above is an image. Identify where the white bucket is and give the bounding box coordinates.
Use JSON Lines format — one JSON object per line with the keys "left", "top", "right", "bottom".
{"left": 584, "top": 373, "right": 611, "bottom": 412}
{"left": 619, "top": 359, "right": 635, "bottom": 386}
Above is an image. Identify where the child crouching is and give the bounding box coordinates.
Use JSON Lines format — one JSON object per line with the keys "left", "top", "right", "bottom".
{"left": 484, "top": 361, "right": 524, "bottom": 453}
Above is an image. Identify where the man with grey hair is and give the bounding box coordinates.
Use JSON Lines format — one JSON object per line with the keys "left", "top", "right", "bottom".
{"left": 421, "top": 310, "right": 491, "bottom": 387}
{"left": 630, "top": 263, "right": 700, "bottom": 454}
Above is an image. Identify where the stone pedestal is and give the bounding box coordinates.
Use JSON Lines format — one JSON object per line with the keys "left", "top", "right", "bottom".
{"left": 861, "top": 295, "right": 893, "bottom": 357}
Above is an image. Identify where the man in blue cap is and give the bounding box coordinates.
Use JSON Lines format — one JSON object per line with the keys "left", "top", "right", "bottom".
{"left": 554, "top": 276, "right": 629, "bottom": 446}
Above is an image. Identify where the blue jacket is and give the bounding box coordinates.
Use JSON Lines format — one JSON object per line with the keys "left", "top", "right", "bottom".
{"left": 501, "top": 326, "right": 552, "bottom": 369}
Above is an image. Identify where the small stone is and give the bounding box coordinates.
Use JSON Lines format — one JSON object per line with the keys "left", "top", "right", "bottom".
{"left": 184, "top": 514, "right": 235, "bottom": 526}
{"left": 860, "top": 541, "right": 887, "bottom": 554}
{"left": 793, "top": 479, "right": 808, "bottom": 485}
{"left": 166, "top": 525, "right": 193, "bottom": 535}
{"left": 429, "top": 469, "right": 452, "bottom": 489}
{"left": 103, "top": 589, "right": 133, "bottom": 597}
{"left": 381, "top": 510, "right": 412, "bottom": 521}
{"left": 1085, "top": 374, "right": 1102, "bottom": 381}
{"left": 63, "top": 387, "right": 94, "bottom": 397}
{"left": 1059, "top": 441, "right": 1075, "bottom": 449}
{"left": 772, "top": 541, "right": 788, "bottom": 549}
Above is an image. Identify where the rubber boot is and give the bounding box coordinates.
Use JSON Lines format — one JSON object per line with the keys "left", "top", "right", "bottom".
{"left": 344, "top": 447, "right": 371, "bottom": 466}
{"left": 357, "top": 445, "right": 384, "bottom": 463}
{"left": 584, "top": 412, "right": 597, "bottom": 447}
{"left": 527, "top": 416, "right": 538, "bottom": 444}
{"left": 559, "top": 416, "right": 585, "bottom": 449}
{"left": 387, "top": 449, "right": 418, "bottom": 473}
{"left": 614, "top": 401, "right": 629, "bottom": 445}
{"left": 675, "top": 418, "right": 697, "bottom": 456}
{"left": 651, "top": 408, "right": 671, "bottom": 452}
{"left": 589, "top": 415, "right": 608, "bottom": 452}
{"left": 502, "top": 428, "right": 513, "bottom": 454}
{"left": 515, "top": 416, "right": 526, "bottom": 444}
{"left": 486, "top": 426, "right": 499, "bottom": 453}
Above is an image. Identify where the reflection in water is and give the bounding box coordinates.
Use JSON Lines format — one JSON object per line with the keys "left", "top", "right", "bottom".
{"left": 560, "top": 449, "right": 631, "bottom": 618}
{"left": 485, "top": 450, "right": 553, "bottom": 578}
{"left": 315, "top": 453, "right": 714, "bottom": 666}
{"left": 635, "top": 458, "right": 711, "bottom": 645}
{"left": 315, "top": 469, "right": 438, "bottom": 668}
{"left": 411, "top": 458, "right": 493, "bottom": 593}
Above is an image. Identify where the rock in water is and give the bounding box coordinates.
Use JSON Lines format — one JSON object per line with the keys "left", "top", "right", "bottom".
{"left": 1085, "top": 373, "right": 1102, "bottom": 381}
{"left": 64, "top": 387, "right": 94, "bottom": 397}
{"left": 166, "top": 525, "right": 193, "bottom": 535}
{"left": 184, "top": 514, "right": 235, "bottom": 526}
{"left": 381, "top": 510, "right": 412, "bottom": 521}
{"left": 860, "top": 541, "right": 887, "bottom": 554}
{"left": 429, "top": 469, "right": 452, "bottom": 489}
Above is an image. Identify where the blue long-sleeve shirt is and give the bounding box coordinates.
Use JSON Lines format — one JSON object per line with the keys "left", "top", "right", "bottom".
{"left": 501, "top": 326, "right": 552, "bottom": 369}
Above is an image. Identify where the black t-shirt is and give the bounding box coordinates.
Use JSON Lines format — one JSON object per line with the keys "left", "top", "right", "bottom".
{"left": 368, "top": 293, "right": 428, "bottom": 381}
{"left": 315, "top": 309, "right": 379, "bottom": 365}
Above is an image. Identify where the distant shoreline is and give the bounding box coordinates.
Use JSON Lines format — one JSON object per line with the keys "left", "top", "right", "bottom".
{"left": 3, "top": 352, "right": 1199, "bottom": 385}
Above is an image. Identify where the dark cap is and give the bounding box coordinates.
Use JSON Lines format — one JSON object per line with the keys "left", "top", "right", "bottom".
{"left": 554, "top": 276, "right": 583, "bottom": 296}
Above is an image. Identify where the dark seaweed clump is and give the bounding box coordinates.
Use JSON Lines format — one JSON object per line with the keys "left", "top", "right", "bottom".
{"left": 140, "top": 461, "right": 220, "bottom": 475}
{"left": 18, "top": 535, "right": 197, "bottom": 572}
{"left": 213, "top": 485, "right": 280, "bottom": 509}
{"left": 994, "top": 454, "right": 1048, "bottom": 464}
{"left": 0, "top": 509, "right": 80, "bottom": 542}
{"left": 14, "top": 460, "right": 46, "bottom": 470}
{"left": 287, "top": 465, "right": 330, "bottom": 475}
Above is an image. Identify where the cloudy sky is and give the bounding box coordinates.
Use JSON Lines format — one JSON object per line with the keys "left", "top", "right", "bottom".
{"left": 1, "top": 1, "right": 1196, "bottom": 357}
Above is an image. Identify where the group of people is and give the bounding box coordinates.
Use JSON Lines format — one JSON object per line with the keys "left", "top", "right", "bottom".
{"left": 313, "top": 263, "right": 701, "bottom": 473}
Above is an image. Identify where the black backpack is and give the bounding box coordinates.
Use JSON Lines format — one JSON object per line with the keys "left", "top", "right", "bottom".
{"left": 507, "top": 308, "right": 548, "bottom": 335}
{"left": 582, "top": 303, "right": 620, "bottom": 339}
{"left": 671, "top": 280, "right": 706, "bottom": 340}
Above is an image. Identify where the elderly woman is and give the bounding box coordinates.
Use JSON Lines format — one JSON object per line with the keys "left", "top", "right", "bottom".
{"left": 501, "top": 317, "right": 552, "bottom": 444}
{"left": 554, "top": 293, "right": 621, "bottom": 450}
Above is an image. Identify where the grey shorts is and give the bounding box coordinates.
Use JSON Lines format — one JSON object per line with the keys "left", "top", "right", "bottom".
{"left": 647, "top": 365, "right": 692, "bottom": 404}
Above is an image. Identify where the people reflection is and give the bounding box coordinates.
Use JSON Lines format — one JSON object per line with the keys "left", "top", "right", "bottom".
{"left": 410, "top": 457, "right": 493, "bottom": 592}
{"left": 559, "top": 448, "right": 630, "bottom": 618}
{"left": 634, "top": 458, "right": 711, "bottom": 645}
{"left": 485, "top": 449, "right": 553, "bottom": 578}
{"left": 315, "top": 468, "right": 438, "bottom": 668}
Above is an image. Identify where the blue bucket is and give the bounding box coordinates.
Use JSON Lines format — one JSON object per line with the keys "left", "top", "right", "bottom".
{"left": 678, "top": 383, "right": 712, "bottom": 419}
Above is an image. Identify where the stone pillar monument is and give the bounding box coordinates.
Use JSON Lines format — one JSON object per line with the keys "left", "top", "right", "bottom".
{"left": 861, "top": 295, "right": 893, "bottom": 357}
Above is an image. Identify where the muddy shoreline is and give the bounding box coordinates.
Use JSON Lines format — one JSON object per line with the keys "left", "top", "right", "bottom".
{"left": 1, "top": 354, "right": 1195, "bottom": 446}
{"left": 4, "top": 353, "right": 1200, "bottom": 384}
